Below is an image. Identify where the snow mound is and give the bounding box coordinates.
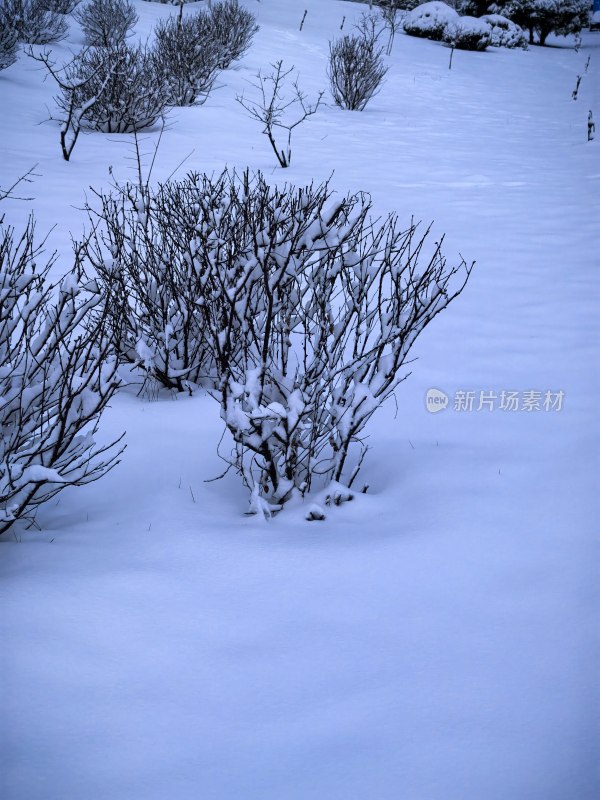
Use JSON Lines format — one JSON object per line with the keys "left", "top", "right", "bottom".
{"left": 403, "top": 1, "right": 459, "bottom": 41}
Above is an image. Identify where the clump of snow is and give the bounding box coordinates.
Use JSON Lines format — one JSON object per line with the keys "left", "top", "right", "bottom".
{"left": 444, "top": 16, "right": 491, "bottom": 51}
{"left": 482, "top": 14, "right": 528, "bottom": 49}
{"left": 403, "top": 1, "right": 459, "bottom": 41}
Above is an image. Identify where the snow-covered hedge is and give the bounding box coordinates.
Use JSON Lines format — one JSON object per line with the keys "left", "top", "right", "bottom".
{"left": 444, "top": 15, "right": 491, "bottom": 49}
{"left": 482, "top": 13, "right": 528, "bottom": 48}
{"left": 403, "top": 1, "right": 459, "bottom": 41}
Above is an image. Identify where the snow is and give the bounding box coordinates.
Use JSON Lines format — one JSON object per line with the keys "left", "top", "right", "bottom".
{"left": 482, "top": 13, "right": 529, "bottom": 49}
{"left": 403, "top": 0, "right": 459, "bottom": 38}
{"left": 1, "top": 1, "right": 598, "bottom": 799}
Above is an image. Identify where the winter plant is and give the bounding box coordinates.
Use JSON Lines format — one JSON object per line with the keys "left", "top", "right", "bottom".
{"left": 380, "top": 0, "right": 403, "bottom": 55}
{"left": 39, "top": 0, "right": 81, "bottom": 13}
{"left": 152, "top": 14, "right": 223, "bottom": 107}
{"left": 493, "top": 0, "right": 590, "bottom": 45}
{"left": 354, "top": 10, "right": 385, "bottom": 47}
{"left": 29, "top": 43, "right": 166, "bottom": 159}
{"left": 443, "top": 16, "right": 491, "bottom": 49}
{"left": 481, "top": 13, "right": 528, "bottom": 47}
{"left": 0, "top": 214, "right": 124, "bottom": 535}
{"left": 199, "top": 173, "right": 472, "bottom": 514}
{"left": 0, "top": 11, "right": 19, "bottom": 70}
{"left": 200, "top": 0, "right": 258, "bottom": 69}
{"left": 55, "top": 43, "right": 167, "bottom": 134}
{"left": 74, "top": 0, "right": 138, "bottom": 48}
{"left": 403, "top": 1, "right": 459, "bottom": 41}
{"left": 86, "top": 169, "right": 471, "bottom": 514}
{"left": 3, "top": 0, "right": 68, "bottom": 44}
{"left": 236, "top": 60, "right": 324, "bottom": 168}
{"left": 328, "top": 33, "right": 388, "bottom": 111}
{"left": 81, "top": 171, "right": 217, "bottom": 392}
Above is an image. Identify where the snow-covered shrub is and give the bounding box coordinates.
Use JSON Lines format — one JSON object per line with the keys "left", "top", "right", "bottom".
{"left": 74, "top": 0, "right": 138, "bottom": 47}
{"left": 482, "top": 13, "right": 528, "bottom": 47}
{"left": 495, "top": 0, "right": 590, "bottom": 45}
{"left": 39, "top": 0, "right": 81, "bottom": 13}
{"left": 444, "top": 15, "right": 491, "bottom": 49}
{"left": 0, "top": 11, "right": 19, "bottom": 70}
{"left": 0, "top": 216, "right": 123, "bottom": 535}
{"left": 199, "top": 0, "right": 258, "bottom": 69}
{"left": 83, "top": 173, "right": 219, "bottom": 391}
{"left": 328, "top": 33, "right": 388, "bottom": 111}
{"left": 152, "top": 14, "right": 223, "bottom": 106}
{"left": 403, "top": 1, "right": 459, "bottom": 40}
{"left": 85, "top": 169, "right": 472, "bottom": 513}
{"left": 199, "top": 172, "right": 471, "bottom": 512}
{"left": 4, "top": 0, "right": 68, "bottom": 44}
{"left": 56, "top": 43, "right": 167, "bottom": 134}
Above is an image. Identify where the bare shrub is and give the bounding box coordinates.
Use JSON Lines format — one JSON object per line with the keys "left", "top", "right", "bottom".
{"left": 39, "top": 0, "right": 81, "bottom": 13}
{"left": 380, "top": 0, "right": 403, "bottom": 54}
{"left": 152, "top": 14, "right": 223, "bottom": 106}
{"left": 56, "top": 43, "right": 167, "bottom": 134}
{"left": 83, "top": 168, "right": 472, "bottom": 514}
{"left": 81, "top": 173, "right": 217, "bottom": 392}
{"left": 236, "top": 60, "right": 323, "bottom": 167}
{"left": 201, "top": 0, "right": 258, "bottom": 69}
{"left": 197, "top": 172, "right": 471, "bottom": 512}
{"left": 74, "top": 0, "right": 138, "bottom": 47}
{"left": 0, "top": 11, "right": 19, "bottom": 70}
{"left": 328, "top": 33, "right": 388, "bottom": 111}
{"left": 4, "top": 0, "right": 68, "bottom": 44}
{"left": 0, "top": 216, "right": 124, "bottom": 535}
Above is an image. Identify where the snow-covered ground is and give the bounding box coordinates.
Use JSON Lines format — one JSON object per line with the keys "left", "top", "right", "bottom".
{"left": 1, "top": 2, "right": 599, "bottom": 798}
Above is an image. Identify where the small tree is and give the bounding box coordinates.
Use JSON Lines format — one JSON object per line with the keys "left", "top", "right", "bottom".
{"left": 236, "top": 61, "right": 324, "bottom": 168}
{"left": 328, "top": 33, "right": 388, "bottom": 111}
{"left": 74, "top": 0, "right": 138, "bottom": 48}
{"left": 0, "top": 216, "right": 124, "bottom": 535}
